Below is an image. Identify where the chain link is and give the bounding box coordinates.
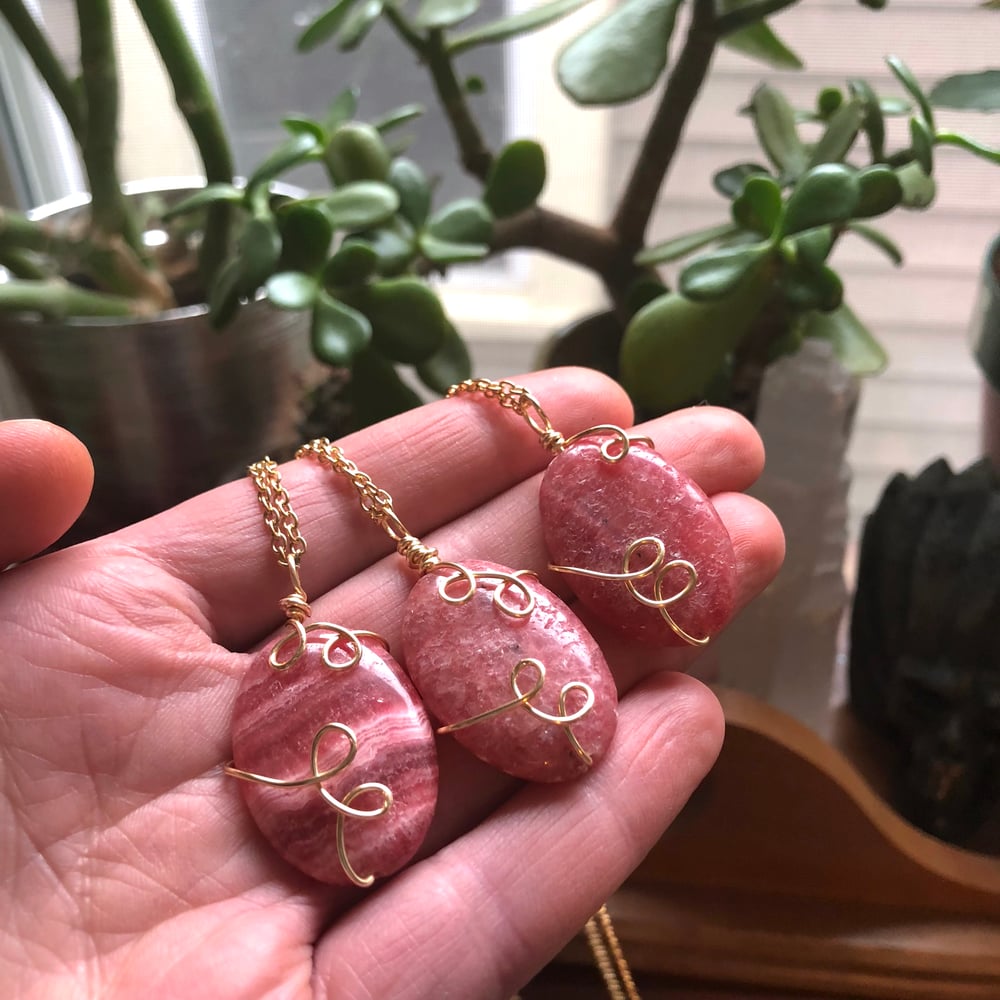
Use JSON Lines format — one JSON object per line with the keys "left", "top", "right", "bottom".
{"left": 447, "top": 378, "right": 566, "bottom": 452}
{"left": 248, "top": 458, "right": 306, "bottom": 568}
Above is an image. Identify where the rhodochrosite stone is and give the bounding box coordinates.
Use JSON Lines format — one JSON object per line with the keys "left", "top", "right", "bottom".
{"left": 402, "top": 560, "right": 617, "bottom": 782}
{"left": 540, "top": 438, "right": 737, "bottom": 646}
{"left": 231, "top": 635, "right": 437, "bottom": 886}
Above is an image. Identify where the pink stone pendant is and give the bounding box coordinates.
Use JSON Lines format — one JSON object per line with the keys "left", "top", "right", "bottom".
{"left": 229, "top": 626, "right": 438, "bottom": 887}
{"left": 540, "top": 434, "right": 737, "bottom": 646}
{"left": 402, "top": 559, "right": 618, "bottom": 782}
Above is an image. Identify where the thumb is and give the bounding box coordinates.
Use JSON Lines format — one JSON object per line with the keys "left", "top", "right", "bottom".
{"left": 0, "top": 419, "right": 94, "bottom": 566}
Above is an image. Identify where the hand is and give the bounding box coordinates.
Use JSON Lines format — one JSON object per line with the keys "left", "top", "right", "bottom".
{"left": 0, "top": 369, "right": 783, "bottom": 1000}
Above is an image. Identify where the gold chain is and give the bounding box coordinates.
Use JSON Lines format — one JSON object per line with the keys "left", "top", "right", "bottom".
{"left": 248, "top": 458, "right": 306, "bottom": 568}
{"left": 447, "top": 378, "right": 566, "bottom": 452}
{"left": 584, "top": 904, "right": 641, "bottom": 1000}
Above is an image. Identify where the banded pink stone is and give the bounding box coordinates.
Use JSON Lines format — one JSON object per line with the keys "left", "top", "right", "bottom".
{"left": 540, "top": 438, "right": 737, "bottom": 646}
{"left": 230, "top": 633, "right": 437, "bottom": 886}
{"left": 402, "top": 559, "right": 618, "bottom": 782}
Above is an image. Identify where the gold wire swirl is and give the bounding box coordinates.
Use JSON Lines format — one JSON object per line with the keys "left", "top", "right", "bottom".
{"left": 269, "top": 619, "right": 387, "bottom": 671}
{"left": 561, "top": 425, "right": 655, "bottom": 464}
{"left": 224, "top": 722, "right": 393, "bottom": 888}
{"left": 433, "top": 562, "right": 537, "bottom": 619}
{"left": 550, "top": 536, "right": 710, "bottom": 647}
{"left": 437, "top": 658, "right": 595, "bottom": 765}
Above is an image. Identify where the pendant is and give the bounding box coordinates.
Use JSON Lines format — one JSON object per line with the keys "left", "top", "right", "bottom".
{"left": 540, "top": 433, "right": 737, "bottom": 646}
{"left": 229, "top": 624, "right": 438, "bottom": 887}
{"left": 402, "top": 559, "right": 618, "bottom": 782}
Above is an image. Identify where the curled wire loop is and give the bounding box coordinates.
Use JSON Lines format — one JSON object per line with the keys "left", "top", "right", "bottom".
{"left": 433, "top": 562, "right": 537, "bottom": 619}
{"left": 561, "top": 425, "right": 654, "bottom": 464}
{"left": 438, "top": 658, "right": 595, "bottom": 766}
{"left": 551, "top": 535, "right": 710, "bottom": 647}
{"left": 225, "top": 722, "right": 393, "bottom": 888}
{"left": 269, "top": 619, "right": 385, "bottom": 672}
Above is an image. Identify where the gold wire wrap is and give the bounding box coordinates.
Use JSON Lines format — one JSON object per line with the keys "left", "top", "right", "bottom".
{"left": 550, "top": 536, "right": 709, "bottom": 647}
{"left": 269, "top": 619, "right": 388, "bottom": 671}
{"left": 433, "top": 562, "right": 537, "bottom": 619}
{"left": 437, "top": 658, "right": 595, "bottom": 765}
{"left": 584, "top": 904, "right": 641, "bottom": 1000}
{"left": 224, "top": 722, "right": 392, "bottom": 888}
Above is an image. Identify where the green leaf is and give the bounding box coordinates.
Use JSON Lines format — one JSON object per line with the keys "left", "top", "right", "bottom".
{"left": 935, "top": 132, "right": 1000, "bottom": 166}
{"left": 373, "top": 104, "right": 425, "bottom": 133}
{"left": 323, "top": 87, "right": 360, "bottom": 133}
{"left": 324, "top": 181, "right": 400, "bottom": 230}
{"left": 895, "top": 161, "right": 936, "bottom": 209}
{"left": 679, "top": 243, "right": 772, "bottom": 301}
{"left": 388, "top": 158, "right": 432, "bottom": 228}
{"left": 266, "top": 271, "right": 318, "bottom": 310}
{"left": 161, "top": 184, "right": 244, "bottom": 223}
{"left": 807, "top": 99, "right": 866, "bottom": 168}
{"left": 416, "top": 321, "right": 473, "bottom": 394}
{"left": 323, "top": 241, "right": 379, "bottom": 286}
{"left": 714, "top": 0, "right": 799, "bottom": 36}
{"left": 635, "top": 222, "right": 740, "bottom": 266}
{"left": 449, "top": 0, "right": 596, "bottom": 56}
{"left": 247, "top": 132, "right": 319, "bottom": 192}
{"left": 297, "top": 0, "right": 360, "bottom": 52}
{"left": 277, "top": 204, "right": 334, "bottom": 273}
{"left": 418, "top": 233, "right": 490, "bottom": 265}
{"left": 311, "top": 291, "right": 372, "bottom": 366}
{"left": 237, "top": 217, "right": 283, "bottom": 293}
{"left": 363, "top": 277, "right": 448, "bottom": 363}
{"left": 719, "top": 20, "right": 803, "bottom": 70}
{"left": 794, "top": 226, "right": 834, "bottom": 270}
{"left": 483, "top": 140, "right": 547, "bottom": 218}
{"left": 857, "top": 0, "right": 887, "bottom": 8}
{"left": 346, "top": 348, "right": 423, "bottom": 427}
{"left": 557, "top": 0, "right": 683, "bottom": 106}
{"left": 732, "top": 175, "right": 783, "bottom": 235}
{"left": 847, "top": 78, "right": 886, "bottom": 161}
{"left": 801, "top": 302, "right": 888, "bottom": 375}
{"left": 427, "top": 198, "right": 494, "bottom": 244}
{"left": 750, "top": 84, "right": 808, "bottom": 178}
{"left": 339, "top": 0, "right": 384, "bottom": 50}
{"left": 930, "top": 70, "right": 1000, "bottom": 112}
{"left": 325, "top": 122, "right": 391, "bottom": 184}
{"left": 886, "top": 55, "right": 935, "bottom": 130}
{"left": 360, "top": 217, "right": 418, "bottom": 275}
{"left": 208, "top": 258, "right": 243, "bottom": 328}
{"left": 780, "top": 163, "right": 860, "bottom": 236}
{"left": 854, "top": 165, "right": 903, "bottom": 218}
{"left": 414, "top": 0, "right": 479, "bottom": 29}
{"left": 780, "top": 262, "right": 843, "bottom": 312}
{"left": 846, "top": 222, "right": 904, "bottom": 265}
{"left": 465, "top": 75, "right": 486, "bottom": 94}
{"left": 908, "top": 116, "right": 934, "bottom": 174}
{"left": 713, "top": 162, "right": 771, "bottom": 198}
{"left": 817, "top": 87, "right": 844, "bottom": 118}
{"left": 282, "top": 116, "right": 326, "bottom": 143}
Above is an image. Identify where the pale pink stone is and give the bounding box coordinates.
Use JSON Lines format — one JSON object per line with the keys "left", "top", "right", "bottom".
{"left": 540, "top": 438, "right": 737, "bottom": 646}
{"left": 230, "top": 633, "right": 437, "bottom": 886}
{"left": 402, "top": 559, "right": 617, "bottom": 782}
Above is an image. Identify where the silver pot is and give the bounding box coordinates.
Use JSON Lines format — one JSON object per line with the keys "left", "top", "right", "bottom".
{"left": 0, "top": 178, "right": 313, "bottom": 542}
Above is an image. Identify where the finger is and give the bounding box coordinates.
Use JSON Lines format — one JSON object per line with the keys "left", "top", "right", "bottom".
{"left": 117, "top": 367, "right": 634, "bottom": 651}
{"left": 312, "top": 672, "right": 724, "bottom": 1000}
{"left": 0, "top": 420, "right": 93, "bottom": 566}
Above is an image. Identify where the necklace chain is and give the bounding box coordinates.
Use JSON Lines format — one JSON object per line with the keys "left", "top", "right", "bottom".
{"left": 447, "top": 378, "right": 566, "bottom": 452}
{"left": 248, "top": 457, "right": 306, "bottom": 568}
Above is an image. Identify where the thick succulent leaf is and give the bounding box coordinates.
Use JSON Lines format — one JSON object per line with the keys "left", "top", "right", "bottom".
{"left": 801, "top": 302, "right": 888, "bottom": 375}
{"left": 346, "top": 348, "right": 423, "bottom": 427}
{"left": 720, "top": 20, "right": 803, "bottom": 70}
{"left": 359, "top": 217, "right": 418, "bottom": 275}
{"left": 679, "top": 243, "right": 772, "bottom": 301}
{"left": 848, "top": 78, "right": 886, "bottom": 161}
{"left": 323, "top": 241, "right": 379, "bottom": 286}
{"left": 731, "top": 175, "right": 783, "bottom": 235}
{"left": 846, "top": 222, "right": 904, "bottom": 265}
{"left": 635, "top": 221, "right": 739, "bottom": 266}
{"left": 427, "top": 198, "right": 494, "bottom": 244}
{"left": 449, "top": 0, "right": 595, "bottom": 56}
{"left": 282, "top": 117, "right": 326, "bottom": 143}
{"left": 418, "top": 233, "right": 490, "bottom": 265}
{"left": 557, "top": 0, "right": 683, "bottom": 106}
{"left": 806, "top": 99, "right": 865, "bottom": 167}
{"left": 208, "top": 258, "right": 243, "bottom": 328}
{"left": 277, "top": 203, "right": 334, "bottom": 274}
{"left": 416, "top": 321, "right": 473, "bottom": 394}
{"left": 311, "top": 291, "right": 372, "bottom": 366}
{"left": 780, "top": 261, "right": 843, "bottom": 312}
{"left": 388, "top": 158, "right": 432, "bottom": 228}
{"left": 324, "top": 181, "right": 400, "bottom": 230}
{"left": 247, "top": 132, "right": 319, "bottom": 193}
{"left": 713, "top": 162, "right": 771, "bottom": 198}
{"left": 237, "top": 217, "right": 283, "bottom": 293}
{"left": 373, "top": 104, "right": 425, "bottom": 133}
{"left": 895, "top": 161, "right": 936, "bottom": 208}
{"left": 339, "top": 0, "right": 385, "bottom": 51}
{"left": 750, "top": 84, "right": 808, "bottom": 178}
{"left": 363, "top": 277, "right": 448, "bottom": 363}
{"left": 780, "top": 163, "right": 860, "bottom": 235}
{"left": 414, "top": 0, "right": 479, "bottom": 29}
{"left": 908, "top": 116, "right": 934, "bottom": 174}
{"left": 325, "top": 123, "right": 392, "bottom": 184}
{"left": 816, "top": 87, "right": 844, "bottom": 119}
{"left": 323, "top": 87, "right": 360, "bottom": 133}
{"left": 714, "top": 0, "right": 799, "bottom": 37}
{"left": 935, "top": 132, "right": 1000, "bottom": 165}
{"left": 297, "top": 0, "right": 360, "bottom": 52}
{"left": 886, "top": 55, "right": 935, "bottom": 130}
{"left": 483, "top": 140, "right": 547, "bottom": 218}
{"left": 266, "top": 271, "right": 318, "bottom": 310}
{"left": 854, "top": 165, "right": 904, "bottom": 218}
{"left": 162, "top": 183, "right": 243, "bottom": 220}
{"left": 930, "top": 70, "right": 1000, "bottom": 112}
{"left": 793, "top": 226, "right": 834, "bottom": 270}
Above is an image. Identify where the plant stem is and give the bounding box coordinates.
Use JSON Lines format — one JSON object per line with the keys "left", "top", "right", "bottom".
{"left": 0, "top": 0, "right": 86, "bottom": 141}
{"left": 0, "top": 278, "right": 141, "bottom": 318}
{"left": 75, "top": 0, "right": 141, "bottom": 252}
{"left": 611, "top": 0, "right": 719, "bottom": 250}
{"left": 0, "top": 247, "right": 49, "bottom": 280}
{"left": 132, "top": 0, "right": 235, "bottom": 285}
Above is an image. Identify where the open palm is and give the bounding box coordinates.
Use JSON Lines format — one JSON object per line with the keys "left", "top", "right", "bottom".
{"left": 1, "top": 369, "right": 783, "bottom": 1000}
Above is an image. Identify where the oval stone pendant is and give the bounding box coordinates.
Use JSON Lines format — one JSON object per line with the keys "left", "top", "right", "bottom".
{"left": 540, "top": 437, "right": 737, "bottom": 646}
{"left": 402, "top": 559, "right": 618, "bottom": 782}
{"left": 230, "top": 629, "right": 438, "bottom": 887}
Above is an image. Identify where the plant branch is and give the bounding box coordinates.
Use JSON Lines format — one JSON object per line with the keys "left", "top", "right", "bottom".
{"left": 132, "top": 0, "right": 235, "bottom": 284}
{"left": 0, "top": 0, "right": 86, "bottom": 141}
{"left": 492, "top": 206, "right": 620, "bottom": 276}
{"left": 75, "top": 0, "right": 141, "bottom": 252}
{"left": 0, "top": 247, "right": 49, "bottom": 280}
{"left": 0, "top": 278, "right": 143, "bottom": 318}
{"left": 611, "top": 0, "right": 720, "bottom": 250}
